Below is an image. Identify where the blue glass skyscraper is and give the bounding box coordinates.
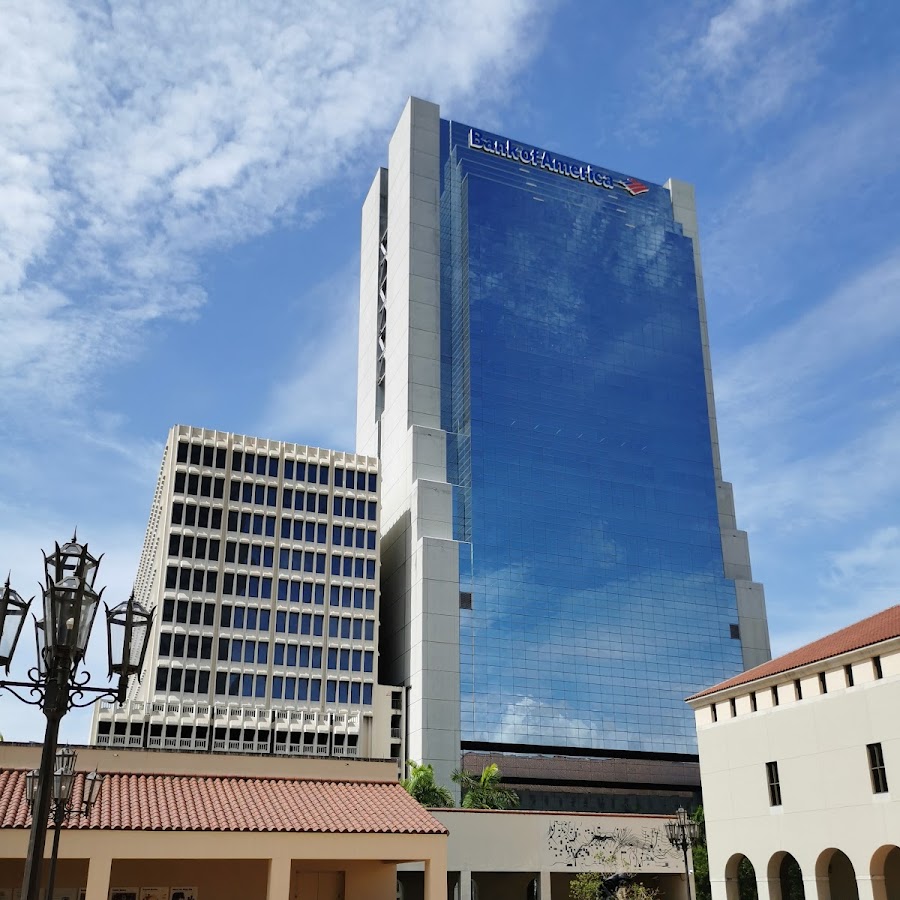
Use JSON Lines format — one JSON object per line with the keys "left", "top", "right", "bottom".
{"left": 356, "top": 98, "right": 769, "bottom": 811}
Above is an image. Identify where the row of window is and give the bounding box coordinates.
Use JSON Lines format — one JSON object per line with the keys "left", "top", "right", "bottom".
{"left": 326, "top": 648, "right": 375, "bottom": 673}
{"left": 158, "top": 633, "right": 214, "bottom": 659}
{"left": 155, "top": 666, "right": 210, "bottom": 695}
{"left": 173, "top": 472, "right": 226, "bottom": 498}
{"left": 766, "top": 742, "right": 889, "bottom": 807}
{"left": 165, "top": 568, "right": 219, "bottom": 594}
{"left": 176, "top": 443, "right": 227, "bottom": 469}
{"left": 712, "top": 657, "right": 886, "bottom": 721}
{"left": 174, "top": 441, "right": 377, "bottom": 493}
{"left": 170, "top": 503, "right": 222, "bottom": 529}
{"left": 331, "top": 556, "right": 377, "bottom": 580}
{"left": 161, "top": 599, "right": 217, "bottom": 626}
{"left": 168, "top": 534, "right": 221, "bottom": 561}
{"left": 169, "top": 529, "right": 376, "bottom": 563}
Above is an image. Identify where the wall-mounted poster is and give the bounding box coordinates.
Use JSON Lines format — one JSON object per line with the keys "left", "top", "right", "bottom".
{"left": 140, "top": 888, "right": 169, "bottom": 900}
{"left": 109, "top": 888, "right": 138, "bottom": 900}
{"left": 170, "top": 887, "right": 197, "bottom": 900}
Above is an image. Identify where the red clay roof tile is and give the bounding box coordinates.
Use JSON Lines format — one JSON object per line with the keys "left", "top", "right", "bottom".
{"left": 689, "top": 604, "right": 900, "bottom": 700}
{"left": 0, "top": 770, "right": 447, "bottom": 835}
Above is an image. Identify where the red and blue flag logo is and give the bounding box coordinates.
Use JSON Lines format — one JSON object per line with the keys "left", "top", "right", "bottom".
{"left": 616, "top": 177, "right": 650, "bottom": 196}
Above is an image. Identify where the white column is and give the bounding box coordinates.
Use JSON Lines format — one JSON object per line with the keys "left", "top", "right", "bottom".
{"left": 538, "top": 870, "right": 551, "bottom": 899}
{"left": 805, "top": 876, "right": 830, "bottom": 900}
{"left": 855, "top": 876, "right": 881, "bottom": 900}
{"left": 424, "top": 857, "right": 447, "bottom": 900}
{"left": 458, "top": 870, "right": 471, "bottom": 900}
{"left": 84, "top": 855, "right": 111, "bottom": 900}
{"left": 267, "top": 857, "right": 291, "bottom": 900}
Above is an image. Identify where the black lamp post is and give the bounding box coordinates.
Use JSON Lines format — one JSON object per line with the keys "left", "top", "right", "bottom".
{"left": 25, "top": 747, "right": 104, "bottom": 900}
{"left": 665, "top": 806, "right": 702, "bottom": 900}
{"left": 0, "top": 536, "right": 153, "bottom": 900}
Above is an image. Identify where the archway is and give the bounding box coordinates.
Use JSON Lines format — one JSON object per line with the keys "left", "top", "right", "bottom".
{"left": 724, "top": 853, "right": 759, "bottom": 900}
{"left": 870, "top": 845, "right": 900, "bottom": 900}
{"left": 816, "top": 848, "right": 859, "bottom": 900}
{"left": 766, "top": 852, "right": 805, "bottom": 900}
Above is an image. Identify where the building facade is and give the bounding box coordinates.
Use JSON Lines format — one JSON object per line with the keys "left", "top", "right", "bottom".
{"left": 91, "top": 424, "right": 404, "bottom": 765}
{"left": 688, "top": 605, "right": 900, "bottom": 900}
{"left": 356, "top": 97, "right": 769, "bottom": 805}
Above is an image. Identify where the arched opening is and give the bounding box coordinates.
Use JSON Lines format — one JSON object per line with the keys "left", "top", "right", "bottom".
{"left": 816, "top": 848, "right": 859, "bottom": 900}
{"left": 766, "top": 851, "right": 805, "bottom": 900}
{"left": 724, "top": 853, "right": 759, "bottom": 900}
{"left": 870, "top": 845, "right": 900, "bottom": 900}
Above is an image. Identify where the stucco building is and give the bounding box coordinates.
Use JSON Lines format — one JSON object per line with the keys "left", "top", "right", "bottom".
{"left": 688, "top": 605, "right": 900, "bottom": 900}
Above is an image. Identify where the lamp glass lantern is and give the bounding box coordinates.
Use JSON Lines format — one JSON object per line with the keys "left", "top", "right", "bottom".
{"left": 42, "top": 538, "right": 103, "bottom": 665}
{"left": 25, "top": 769, "right": 39, "bottom": 809}
{"left": 106, "top": 594, "right": 153, "bottom": 682}
{"left": 0, "top": 579, "right": 32, "bottom": 672}
{"left": 82, "top": 770, "right": 103, "bottom": 814}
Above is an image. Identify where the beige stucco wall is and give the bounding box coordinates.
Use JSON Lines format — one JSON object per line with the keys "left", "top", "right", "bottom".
{"left": 691, "top": 643, "right": 900, "bottom": 900}
{"left": 433, "top": 809, "right": 683, "bottom": 875}
{"left": 0, "top": 831, "right": 446, "bottom": 900}
{"left": 0, "top": 743, "right": 397, "bottom": 781}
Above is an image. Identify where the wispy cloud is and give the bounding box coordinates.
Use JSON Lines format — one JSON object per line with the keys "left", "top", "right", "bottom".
{"left": 631, "top": 0, "right": 829, "bottom": 133}
{"left": 1, "top": 0, "right": 544, "bottom": 420}
{"left": 254, "top": 265, "right": 359, "bottom": 452}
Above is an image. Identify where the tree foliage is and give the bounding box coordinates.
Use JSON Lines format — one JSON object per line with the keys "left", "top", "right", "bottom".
{"left": 401, "top": 759, "right": 454, "bottom": 808}
{"left": 451, "top": 762, "right": 520, "bottom": 810}
{"left": 569, "top": 852, "right": 660, "bottom": 900}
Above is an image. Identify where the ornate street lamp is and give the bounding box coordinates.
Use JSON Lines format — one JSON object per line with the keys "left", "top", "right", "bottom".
{"left": 26, "top": 747, "right": 104, "bottom": 900}
{"left": 665, "top": 807, "right": 703, "bottom": 900}
{"left": 0, "top": 536, "right": 152, "bottom": 900}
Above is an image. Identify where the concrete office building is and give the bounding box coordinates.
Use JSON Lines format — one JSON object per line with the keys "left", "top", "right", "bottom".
{"left": 356, "top": 98, "right": 769, "bottom": 808}
{"left": 688, "top": 605, "right": 900, "bottom": 900}
{"left": 91, "top": 424, "right": 404, "bottom": 765}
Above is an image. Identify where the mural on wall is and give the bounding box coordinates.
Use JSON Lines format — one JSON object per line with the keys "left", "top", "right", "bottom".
{"left": 547, "top": 820, "right": 677, "bottom": 869}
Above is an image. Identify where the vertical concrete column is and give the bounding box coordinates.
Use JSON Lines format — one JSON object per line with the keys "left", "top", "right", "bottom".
{"left": 754, "top": 877, "right": 774, "bottom": 900}
{"left": 424, "top": 854, "right": 448, "bottom": 900}
{"left": 84, "top": 855, "right": 111, "bottom": 900}
{"left": 538, "top": 870, "right": 551, "bottom": 899}
{"left": 267, "top": 857, "right": 292, "bottom": 900}
{"left": 458, "top": 869, "right": 471, "bottom": 900}
{"left": 805, "top": 876, "right": 830, "bottom": 900}
{"left": 856, "top": 876, "right": 881, "bottom": 900}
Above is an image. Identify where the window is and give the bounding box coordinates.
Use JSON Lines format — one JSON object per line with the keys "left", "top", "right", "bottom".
{"left": 750, "top": 691, "right": 757, "bottom": 712}
{"left": 819, "top": 672, "right": 828, "bottom": 694}
{"left": 794, "top": 679, "right": 802, "bottom": 701}
{"left": 772, "top": 685, "right": 780, "bottom": 706}
{"left": 845, "top": 664, "right": 855, "bottom": 687}
{"left": 729, "top": 697, "right": 737, "bottom": 717}
{"left": 766, "top": 761, "right": 782, "bottom": 806}
{"left": 868, "top": 742, "right": 889, "bottom": 794}
{"left": 710, "top": 704, "right": 717, "bottom": 723}
{"left": 874, "top": 656, "right": 884, "bottom": 680}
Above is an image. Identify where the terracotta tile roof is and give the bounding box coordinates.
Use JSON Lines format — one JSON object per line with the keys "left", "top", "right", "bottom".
{"left": 0, "top": 770, "right": 447, "bottom": 835}
{"left": 689, "top": 604, "right": 900, "bottom": 700}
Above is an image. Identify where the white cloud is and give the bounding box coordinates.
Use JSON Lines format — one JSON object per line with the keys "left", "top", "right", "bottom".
{"left": 631, "top": 0, "right": 827, "bottom": 132}
{"left": 254, "top": 266, "right": 359, "bottom": 452}
{"left": 697, "top": 0, "right": 801, "bottom": 71}
{"left": 717, "top": 247, "right": 900, "bottom": 433}
{"left": 1, "top": 0, "right": 545, "bottom": 419}
{"left": 823, "top": 527, "right": 900, "bottom": 606}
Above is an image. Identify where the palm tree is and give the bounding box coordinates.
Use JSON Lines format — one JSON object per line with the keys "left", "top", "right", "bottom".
{"left": 451, "top": 763, "right": 519, "bottom": 809}
{"left": 401, "top": 760, "right": 454, "bottom": 808}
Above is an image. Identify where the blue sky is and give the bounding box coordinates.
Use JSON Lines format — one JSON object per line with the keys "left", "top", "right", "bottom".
{"left": 2, "top": 0, "right": 899, "bottom": 742}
